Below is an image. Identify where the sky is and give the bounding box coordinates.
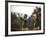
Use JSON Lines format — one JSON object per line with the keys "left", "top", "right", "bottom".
{"left": 10, "top": 3, "right": 41, "bottom": 18}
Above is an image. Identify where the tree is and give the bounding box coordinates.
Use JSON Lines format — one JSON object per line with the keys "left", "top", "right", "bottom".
{"left": 23, "top": 14, "right": 28, "bottom": 28}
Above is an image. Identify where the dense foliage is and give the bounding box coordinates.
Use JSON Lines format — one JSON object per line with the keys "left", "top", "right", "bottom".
{"left": 11, "top": 7, "right": 41, "bottom": 31}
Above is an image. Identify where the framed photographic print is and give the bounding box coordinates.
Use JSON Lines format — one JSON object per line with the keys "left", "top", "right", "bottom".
{"left": 5, "top": 0, "right": 45, "bottom": 36}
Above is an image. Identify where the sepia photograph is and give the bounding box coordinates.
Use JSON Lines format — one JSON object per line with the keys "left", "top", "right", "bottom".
{"left": 7, "top": 1, "right": 45, "bottom": 35}
{"left": 11, "top": 6, "right": 41, "bottom": 31}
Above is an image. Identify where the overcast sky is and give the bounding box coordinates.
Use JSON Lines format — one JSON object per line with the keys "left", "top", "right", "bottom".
{"left": 11, "top": 5, "right": 36, "bottom": 17}
{"left": 10, "top": 3, "right": 42, "bottom": 18}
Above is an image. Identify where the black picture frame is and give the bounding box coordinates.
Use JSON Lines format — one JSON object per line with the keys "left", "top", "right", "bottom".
{"left": 5, "top": 0, "right": 45, "bottom": 36}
